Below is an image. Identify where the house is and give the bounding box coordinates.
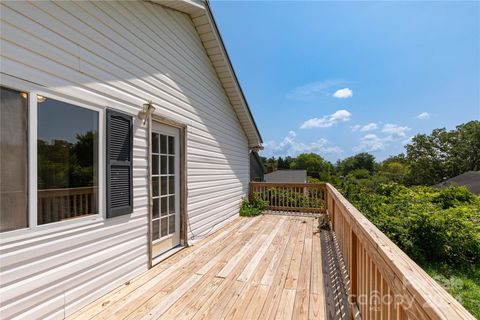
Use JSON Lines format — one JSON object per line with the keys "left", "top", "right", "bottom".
{"left": 435, "top": 171, "right": 480, "bottom": 194}
{"left": 0, "top": 0, "right": 262, "bottom": 318}
{"left": 264, "top": 170, "right": 307, "bottom": 183}
{"left": 1, "top": 2, "right": 476, "bottom": 320}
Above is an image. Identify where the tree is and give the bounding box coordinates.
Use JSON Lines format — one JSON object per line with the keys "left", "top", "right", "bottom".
{"left": 404, "top": 121, "right": 480, "bottom": 185}
{"left": 382, "top": 154, "right": 407, "bottom": 165}
{"left": 290, "top": 153, "right": 331, "bottom": 178}
{"left": 261, "top": 156, "right": 278, "bottom": 172}
{"left": 336, "top": 152, "right": 375, "bottom": 176}
{"left": 446, "top": 121, "right": 480, "bottom": 176}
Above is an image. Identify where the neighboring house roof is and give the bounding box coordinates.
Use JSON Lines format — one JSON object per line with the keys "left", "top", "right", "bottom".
{"left": 264, "top": 170, "right": 307, "bottom": 183}
{"left": 154, "top": 0, "right": 263, "bottom": 149}
{"left": 435, "top": 171, "right": 480, "bottom": 194}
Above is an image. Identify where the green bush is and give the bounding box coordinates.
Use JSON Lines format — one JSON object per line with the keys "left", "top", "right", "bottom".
{"left": 239, "top": 193, "right": 268, "bottom": 217}
{"left": 432, "top": 186, "right": 475, "bottom": 209}
{"left": 339, "top": 180, "right": 480, "bottom": 270}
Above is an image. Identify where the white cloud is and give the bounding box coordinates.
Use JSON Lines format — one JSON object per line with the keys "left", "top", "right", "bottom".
{"left": 351, "top": 122, "right": 378, "bottom": 132}
{"left": 382, "top": 123, "right": 410, "bottom": 138}
{"left": 354, "top": 123, "right": 411, "bottom": 152}
{"left": 286, "top": 80, "right": 344, "bottom": 100}
{"left": 417, "top": 112, "right": 430, "bottom": 120}
{"left": 300, "top": 109, "right": 352, "bottom": 129}
{"left": 353, "top": 134, "right": 386, "bottom": 152}
{"left": 360, "top": 123, "right": 378, "bottom": 132}
{"left": 351, "top": 124, "right": 361, "bottom": 132}
{"left": 332, "top": 88, "right": 353, "bottom": 99}
{"left": 263, "top": 131, "right": 343, "bottom": 156}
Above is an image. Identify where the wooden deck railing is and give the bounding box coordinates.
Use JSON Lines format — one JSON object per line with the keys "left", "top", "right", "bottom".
{"left": 38, "top": 186, "right": 96, "bottom": 224}
{"left": 249, "top": 182, "right": 326, "bottom": 213}
{"left": 325, "top": 183, "right": 475, "bottom": 320}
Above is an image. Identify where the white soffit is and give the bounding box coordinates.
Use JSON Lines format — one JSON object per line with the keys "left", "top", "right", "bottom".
{"left": 151, "top": 0, "right": 263, "bottom": 148}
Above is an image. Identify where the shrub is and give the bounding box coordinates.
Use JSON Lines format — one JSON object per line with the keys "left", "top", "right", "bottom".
{"left": 239, "top": 193, "right": 268, "bottom": 217}
{"left": 432, "top": 186, "right": 475, "bottom": 209}
{"left": 340, "top": 181, "right": 480, "bottom": 270}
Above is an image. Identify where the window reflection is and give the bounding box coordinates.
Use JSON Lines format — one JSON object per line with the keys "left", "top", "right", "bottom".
{"left": 37, "top": 96, "right": 98, "bottom": 224}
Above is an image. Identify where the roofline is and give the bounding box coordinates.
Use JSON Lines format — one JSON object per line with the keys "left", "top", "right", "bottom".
{"left": 151, "top": 0, "right": 263, "bottom": 147}
{"left": 204, "top": 1, "right": 263, "bottom": 144}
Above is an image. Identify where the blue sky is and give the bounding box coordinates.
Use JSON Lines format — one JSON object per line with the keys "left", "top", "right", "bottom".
{"left": 210, "top": 1, "right": 480, "bottom": 162}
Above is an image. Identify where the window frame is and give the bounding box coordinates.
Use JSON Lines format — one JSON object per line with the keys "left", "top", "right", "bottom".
{"left": 0, "top": 80, "right": 106, "bottom": 237}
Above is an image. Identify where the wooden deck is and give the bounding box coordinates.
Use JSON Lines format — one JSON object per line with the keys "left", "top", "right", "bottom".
{"left": 68, "top": 214, "right": 335, "bottom": 320}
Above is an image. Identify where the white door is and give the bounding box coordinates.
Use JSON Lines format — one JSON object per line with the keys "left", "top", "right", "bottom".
{"left": 151, "top": 122, "right": 180, "bottom": 259}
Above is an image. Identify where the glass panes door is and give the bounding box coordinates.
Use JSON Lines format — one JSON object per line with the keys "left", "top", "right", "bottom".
{"left": 151, "top": 122, "right": 180, "bottom": 259}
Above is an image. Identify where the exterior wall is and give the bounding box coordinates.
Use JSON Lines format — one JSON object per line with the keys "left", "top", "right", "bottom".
{"left": 249, "top": 152, "right": 265, "bottom": 181}
{"left": 0, "top": 1, "right": 249, "bottom": 319}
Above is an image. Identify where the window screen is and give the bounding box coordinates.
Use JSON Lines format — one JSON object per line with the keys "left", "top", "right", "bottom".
{"left": 0, "top": 87, "right": 28, "bottom": 232}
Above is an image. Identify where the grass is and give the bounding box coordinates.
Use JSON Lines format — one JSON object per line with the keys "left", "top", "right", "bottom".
{"left": 424, "top": 264, "right": 480, "bottom": 319}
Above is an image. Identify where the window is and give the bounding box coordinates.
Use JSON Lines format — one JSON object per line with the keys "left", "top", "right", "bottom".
{"left": 0, "top": 87, "right": 28, "bottom": 232}
{"left": 1, "top": 85, "right": 102, "bottom": 233}
{"left": 37, "top": 96, "right": 99, "bottom": 224}
{"left": 151, "top": 133, "right": 176, "bottom": 240}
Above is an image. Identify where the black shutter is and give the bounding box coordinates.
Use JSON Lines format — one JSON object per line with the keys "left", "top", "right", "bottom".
{"left": 106, "top": 109, "right": 133, "bottom": 218}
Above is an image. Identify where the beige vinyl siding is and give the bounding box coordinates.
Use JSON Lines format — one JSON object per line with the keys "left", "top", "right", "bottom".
{"left": 0, "top": 1, "right": 249, "bottom": 319}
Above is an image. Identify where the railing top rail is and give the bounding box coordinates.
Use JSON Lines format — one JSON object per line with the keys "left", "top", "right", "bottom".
{"left": 38, "top": 186, "right": 96, "bottom": 195}
{"left": 326, "top": 183, "right": 475, "bottom": 320}
{"left": 250, "top": 182, "right": 326, "bottom": 188}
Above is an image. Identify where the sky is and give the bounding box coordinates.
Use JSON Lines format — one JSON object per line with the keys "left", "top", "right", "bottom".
{"left": 210, "top": 1, "right": 480, "bottom": 162}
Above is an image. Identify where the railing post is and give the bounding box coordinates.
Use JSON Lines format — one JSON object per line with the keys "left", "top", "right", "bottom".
{"left": 248, "top": 182, "right": 253, "bottom": 202}
{"left": 331, "top": 196, "right": 335, "bottom": 230}
{"left": 324, "top": 185, "right": 328, "bottom": 213}
{"left": 350, "top": 231, "right": 358, "bottom": 304}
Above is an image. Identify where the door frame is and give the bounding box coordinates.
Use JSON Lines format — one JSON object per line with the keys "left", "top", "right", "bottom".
{"left": 148, "top": 114, "right": 188, "bottom": 268}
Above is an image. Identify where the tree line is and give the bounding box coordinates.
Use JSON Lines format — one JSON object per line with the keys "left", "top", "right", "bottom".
{"left": 261, "top": 120, "right": 480, "bottom": 186}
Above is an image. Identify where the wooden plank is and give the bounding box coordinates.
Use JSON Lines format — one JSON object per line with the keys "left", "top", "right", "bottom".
{"left": 216, "top": 229, "right": 268, "bottom": 279}
{"left": 194, "top": 218, "right": 261, "bottom": 276}
{"left": 68, "top": 217, "right": 245, "bottom": 320}
{"left": 190, "top": 218, "right": 278, "bottom": 320}
{"left": 83, "top": 218, "right": 254, "bottom": 320}
{"left": 292, "top": 218, "right": 313, "bottom": 319}
{"left": 275, "top": 288, "right": 296, "bottom": 320}
{"left": 70, "top": 215, "right": 332, "bottom": 320}
{"left": 241, "top": 284, "right": 271, "bottom": 320}
{"left": 159, "top": 274, "right": 220, "bottom": 319}
{"left": 130, "top": 274, "right": 203, "bottom": 320}
{"left": 258, "top": 219, "right": 303, "bottom": 320}
{"left": 310, "top": 219, "right": 323, "bottom": 295}
{"left": 163, "top": 218, "right": 269, "bottom": 319}
{"left": 226, "top": 219, "right": 294, "bottom": 319}
{"left": 224, "top": 282, "right": 258, "bottom": 320}
{"left": 250, "top": 218, "right": 293, "bottom": 286}
{"left": 284, "top": 219, "right": 307, "bottom": 289}
{"left": 195, "top": 280, "right": 245, "bottom": 320}
{"left": 309, "top": 293, "right": 325, "bottom": 320}
{"left": 260, "top": 219, "right": 299, "bottom": 285}
{"left": 168, "top": 277, "right": 224, "bottom": 320}
{"left": 126, "top": 216, "right": 270, "bottom": 320}
{"left": 237, "top": 217, "right": 286, "bottom": 282}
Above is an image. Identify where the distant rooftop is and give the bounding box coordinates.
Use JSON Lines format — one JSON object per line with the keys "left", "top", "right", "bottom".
{"left": 264, "top": 170, "right": 307, "bottom": 183}
{"left": 435, "top": 171, "right": 480, "bottom": 194}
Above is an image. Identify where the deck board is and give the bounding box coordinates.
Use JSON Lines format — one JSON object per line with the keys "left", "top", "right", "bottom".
{"left": 68, "top": 215, "right": 329, "bottom": 320}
